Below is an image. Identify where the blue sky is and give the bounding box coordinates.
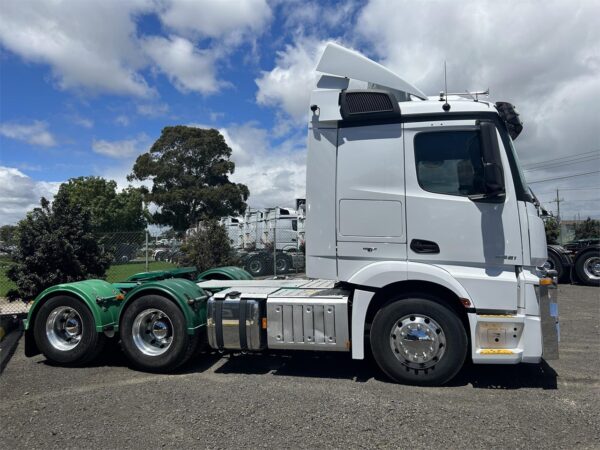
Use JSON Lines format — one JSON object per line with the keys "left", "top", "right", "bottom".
{"left": 1, "top": 0, "right": 599, "bottom": 225}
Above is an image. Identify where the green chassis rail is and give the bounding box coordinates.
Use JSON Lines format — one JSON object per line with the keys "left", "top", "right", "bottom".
{"left": 23, "top": 266, "right": 253, "bottom": 357}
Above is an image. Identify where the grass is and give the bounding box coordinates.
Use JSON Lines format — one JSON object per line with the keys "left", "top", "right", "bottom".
{"left": 105, "top": 261, "right": 178, "bottom": 282}
{"left": 0, "top": 260, "right": 178, "bottom": 297}
{"left": 0, "top": 259, "right": 17, "bottom": 297}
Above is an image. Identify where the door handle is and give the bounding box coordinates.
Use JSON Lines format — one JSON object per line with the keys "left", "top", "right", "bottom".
{"left": 410, "top": 239, "right": 440, "bottom": 254}
{"left": 362, "top": 247, "right": 377, "bottom": 253}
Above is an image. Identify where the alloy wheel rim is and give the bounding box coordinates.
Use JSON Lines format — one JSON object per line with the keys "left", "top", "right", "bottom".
{"left": 132, "top": 309, "right": 174, "bottom": 356}
{"left": 45, "top": 306, "right": 83, "bottom": 351}
{"left": 583, "top": 256, "right": 600, "bottom": 280}
{"left": 389, "top": 314, "right": 446, "bottom": 370}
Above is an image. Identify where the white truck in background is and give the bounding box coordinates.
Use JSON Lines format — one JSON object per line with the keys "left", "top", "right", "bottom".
{"left": 221, "top": 205, "right": 306, "bottom": 276}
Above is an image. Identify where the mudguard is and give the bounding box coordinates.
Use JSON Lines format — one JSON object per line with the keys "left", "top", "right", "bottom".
{"left": 24, "top": 279, "right": 122, "bottom": 333}
{"left": 120, "top": 278, "right": 208, "bottom": 334}
{"left": 197, "top": 266, "right": 253, "bottom": 281}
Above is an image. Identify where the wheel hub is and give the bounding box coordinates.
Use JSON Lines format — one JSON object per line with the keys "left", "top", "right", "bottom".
{"left": 390, "top": 315, "right": 446, "bottom": 369}
{"left": 583, "top": 256, "right": 600, "bottom": 280}
{"left": 132, "top": 309, "right": 173, "bottom": 356}
{"left": 46, "top": 307, "right": 83, "bottom": 351}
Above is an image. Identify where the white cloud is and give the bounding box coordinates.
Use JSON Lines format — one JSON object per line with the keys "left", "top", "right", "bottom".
{"left": 255, "top": 38, "right": 330, "bottom": 123}
{"left": 115, "top": 115, "right": 131, "bottom": 126}
{"left": 72, "top": 116, "right": 94, "bottom": 128}
{"left": 212, "top": 123, "right": 306, "bottom": 208}
{"left": 0, "top": 120, "right": 57, "bottom": 147}
{"left": 92, "top": 134, "right": 149, "bottom": 159}
{"left": 0, "top": 0, "right": 154, "bottom": 97}
{"left": 136, "top": 102, "right": 170, "bottom": 117}
{"left": 157, "top": 0, "right": 271, "bottom": 43}
{"left": 0, "top": 166, "right": 61, "bottom": 225}
{"left": 142, "top": 35, "right": 223, "bottom": 95}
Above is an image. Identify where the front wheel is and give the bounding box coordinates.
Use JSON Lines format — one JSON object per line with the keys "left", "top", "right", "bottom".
{"left": 370, "top": 297, "right": 467, "bottom": 386}
{"left": 574, "top": 249, "right": 600, "bottom": 286}
{"left": 120, "top": 295, "right": 199, "bottom": 372}
{"left": 33, "top": 295, "right": 105, "bottom": 365}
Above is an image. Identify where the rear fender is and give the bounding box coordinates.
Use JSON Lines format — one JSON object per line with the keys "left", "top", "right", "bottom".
{"left": 119, "top": 278, "right": 209, "bottom": 334}
{"left": 24, "top": 280, "right": 122, "bottom": 357}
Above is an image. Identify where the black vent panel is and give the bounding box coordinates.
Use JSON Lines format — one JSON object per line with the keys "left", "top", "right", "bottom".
{"left": 340, "top": 89, "right": 401, "bottom": 121}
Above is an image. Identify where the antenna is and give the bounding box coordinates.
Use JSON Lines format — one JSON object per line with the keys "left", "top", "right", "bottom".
{"left": 442, "top": 61, "right": 451, "bottom": 111}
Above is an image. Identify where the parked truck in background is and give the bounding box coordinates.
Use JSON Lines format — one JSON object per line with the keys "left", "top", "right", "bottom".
{"left": 22, "top": 43, "right": 559, "bottom": 386}
{"left": 221, "top": 206, "right": 306, "bottom": 276}
{"left": 545, "top": 240, "right": 600, "bottom": 286}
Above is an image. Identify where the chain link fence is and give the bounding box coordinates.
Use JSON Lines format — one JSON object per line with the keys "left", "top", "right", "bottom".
{"left": 1, "top": 207, "right": 307, "bottom": 315}
{"left": 0, "top": 230, "right": 174, "bottom": 315}
{"left": 222, "top": 208, "right": 306, "bottom": 278}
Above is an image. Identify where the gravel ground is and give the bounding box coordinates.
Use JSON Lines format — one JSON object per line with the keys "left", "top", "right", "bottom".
{"left": 1, "top": 284, "right": 598, "bottom": 449}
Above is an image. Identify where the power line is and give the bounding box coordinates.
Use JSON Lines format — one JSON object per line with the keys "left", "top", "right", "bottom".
{"left": 534, "top": 186, "right": 600, "bottom": 195}
{"left": 523, "top": 155, "right": 600, "bottom": 172}
{"left": 527, "top": 170, "right": 600, "bottom": 184}
{"left": 522, "top": 150, "right": 600, "bottom": 169}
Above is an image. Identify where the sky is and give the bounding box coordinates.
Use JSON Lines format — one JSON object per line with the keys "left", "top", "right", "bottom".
{"left": 0, "top": 0, "right": 599, "bottom": 226}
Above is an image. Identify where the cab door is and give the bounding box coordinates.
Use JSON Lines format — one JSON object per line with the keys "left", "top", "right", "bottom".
{"left": 404, "top": 120, "right": 522, "bottom": 311}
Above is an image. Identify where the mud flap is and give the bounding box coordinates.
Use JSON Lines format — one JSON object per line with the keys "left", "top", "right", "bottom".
{"left": 540, "top": 283, "right": 559, "bottom": 360}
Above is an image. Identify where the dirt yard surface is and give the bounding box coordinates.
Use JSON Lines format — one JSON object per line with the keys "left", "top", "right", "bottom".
{"left": 1, "top": 284, "right": 598, "bottom": 449}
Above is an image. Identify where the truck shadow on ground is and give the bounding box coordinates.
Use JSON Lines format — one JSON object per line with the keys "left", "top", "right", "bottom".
{"left": 42, "top": 342, "right": 557, "bottom": 390}
{"left": 196, "top": 351, "right": 558, "bottom": 390}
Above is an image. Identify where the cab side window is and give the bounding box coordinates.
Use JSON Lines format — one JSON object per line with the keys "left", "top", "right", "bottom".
{"left": 414, "top": 130, "right": 485, "bottom": 196}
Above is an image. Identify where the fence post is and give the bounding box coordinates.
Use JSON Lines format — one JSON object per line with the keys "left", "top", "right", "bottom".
{"left": 145, "top": 230, "right": 149, "bottom": 272}
{"left": 273, "top": 215, "right": 277, "bottom": 276}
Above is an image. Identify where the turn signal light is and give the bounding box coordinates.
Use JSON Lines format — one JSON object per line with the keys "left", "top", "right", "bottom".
{"left": 539, "top": 278, "right": 553, "bottom": 286}
{"left": 261, "top": 318, "right": 268, "bottom": 329}
{"left": 115, "top": 293, "right": 125, "bottom": 301}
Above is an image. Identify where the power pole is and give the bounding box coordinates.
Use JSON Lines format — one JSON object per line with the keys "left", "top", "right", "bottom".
{"left": 549, "top": 189, "right": 565, "bottom": 244}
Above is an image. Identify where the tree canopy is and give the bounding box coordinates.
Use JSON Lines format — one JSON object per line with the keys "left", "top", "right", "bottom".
{"left": 573, "top": 217, "right": 600, "bottom": 240}
{"left": 55, "top": 176, "right": 147, "bottom": 232}
{"left": 544, "top": 217, "right": 560, "bottom": 244}
{"left": 128, "top": 126, "right": 249, "bottom": 231}
{"left": 180, "top": 220, "right": 240, "bottom": 272}
{"left": 7, "top": 196, "right": 111, "bottom": 300}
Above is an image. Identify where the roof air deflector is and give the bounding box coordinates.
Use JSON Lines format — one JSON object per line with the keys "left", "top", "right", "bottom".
{"left": 316, "top": 42, "right": 427, "bottom": 100}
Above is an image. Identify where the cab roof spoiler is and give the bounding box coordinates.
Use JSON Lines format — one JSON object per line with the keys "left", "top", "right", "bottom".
{"left": 316, "top": 42, "right": 428, "bottom": 100}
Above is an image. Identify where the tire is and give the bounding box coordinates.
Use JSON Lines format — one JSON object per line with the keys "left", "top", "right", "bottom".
{"left": 275, "top": 254, "right": 291, "bottom": 274}
{"left": 574, "top": 249, "right": 600, "bottom": 286}
{"left": 370, "top": 296, "right": 467, "bottom": 386}
{"left": 33, "top": 295, "right": 106, "bottom": 365}
{"left": 120, "top": 295, "right": 199, "bottom": 372}
{"left": 546, "top": 252, "right": 565, "bottom": 282}
{"left": 246, "top": 255, "right": 267, "bottom": 277}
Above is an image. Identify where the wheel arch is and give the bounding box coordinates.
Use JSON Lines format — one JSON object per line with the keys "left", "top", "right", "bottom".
{"left": 364, "top": 280, "right": 470, "bottom": 331}
{"left": 119, "top": 279, "right": 208, "bottom": 335}
{"left": 24, "top": 281, "right": 116, "bottom": 357}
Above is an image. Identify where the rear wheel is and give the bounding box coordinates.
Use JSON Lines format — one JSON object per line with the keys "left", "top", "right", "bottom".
{"left": 545, "top": 252, "right": 565, "bottom": 282}
{"left": 120, "top": 295, "right": 199, "bottom": 372}
{"left": 246, "top": 255, "right": 267, "bottom": 277}
{"left": 574, "top": 249, "right": 600, "bottom": 286}
{"left": 275, "top": 254, "right": 291, "bottom": 274}
{"left": 370, "top": 296, "right": 467, "bottom": 386}
{"left": 33, "top": 295, "right": 105, "bottom": 365}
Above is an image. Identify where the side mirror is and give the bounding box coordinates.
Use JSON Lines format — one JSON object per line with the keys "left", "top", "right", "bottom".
{"left": 470, "top": 121, "right": 505, "bottom": 202}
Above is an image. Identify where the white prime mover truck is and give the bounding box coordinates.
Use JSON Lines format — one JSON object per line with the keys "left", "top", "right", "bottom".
{"left": 24, "top": 43, "right": 558, "bottom": 386}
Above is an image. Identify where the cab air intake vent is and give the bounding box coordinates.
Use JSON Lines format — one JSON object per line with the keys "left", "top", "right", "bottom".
{"left": 340, "top": 89, "right": 401, "bottom": 121}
